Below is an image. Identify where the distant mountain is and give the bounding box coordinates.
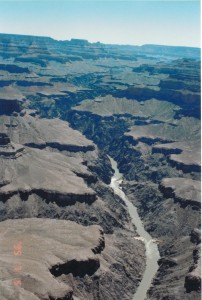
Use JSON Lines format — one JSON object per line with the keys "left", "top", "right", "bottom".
{"left": 0, "top": 33, "right": 200, "bottom": 60}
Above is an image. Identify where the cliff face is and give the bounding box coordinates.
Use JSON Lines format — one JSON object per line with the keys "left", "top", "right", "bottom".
{"left": 185, "top": 230, "right": 201, "bottom": 293}
{"left": 0, "top": 218, "right": 105, "bottom": 300}
{"left": 0, "top": 33, "right": 200, "bottom": 300}
{"left": 0, "top": 108, "right": 97, "bottom": 205}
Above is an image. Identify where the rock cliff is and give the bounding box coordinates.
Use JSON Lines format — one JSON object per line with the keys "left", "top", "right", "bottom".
{"left": 0, "top": 218, "right": 104, "bottom": 300}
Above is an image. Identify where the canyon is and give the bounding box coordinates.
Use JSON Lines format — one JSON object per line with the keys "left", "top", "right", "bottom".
{"left": 0, "top": 33, "right": 200, "bottom": 300}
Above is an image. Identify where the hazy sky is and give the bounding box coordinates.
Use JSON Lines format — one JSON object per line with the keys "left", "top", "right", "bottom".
{"left": 0, "top": 1, "right": 200, "bottom": 47}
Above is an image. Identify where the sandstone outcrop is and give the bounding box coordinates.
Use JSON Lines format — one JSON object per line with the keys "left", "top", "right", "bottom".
{"left": 0, "top": 218, "right": 104, "bottom": 300}
{"left": 159, "top": 178, "right": 201, "bottom": 208}
{"left": 0, "top": 86, "right": 25, "bottom": 114}
{"left": 0, "top": 145, "right": 96, "bottom": 204}
{"left": 0, "top": 103, "right": 97, "bottom": 205}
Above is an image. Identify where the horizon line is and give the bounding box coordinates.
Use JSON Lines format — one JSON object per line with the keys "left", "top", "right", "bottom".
{"left": 0, "top": 32, "right": 200, "bottom": 49}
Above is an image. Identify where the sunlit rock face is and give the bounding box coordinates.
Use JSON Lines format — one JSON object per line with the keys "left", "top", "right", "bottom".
{"left": 0, "top": 218, "right": 104, "bottom": 300}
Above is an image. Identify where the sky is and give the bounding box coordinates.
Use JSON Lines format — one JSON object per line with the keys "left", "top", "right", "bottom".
{"left": 0, "top": 1, "right": 200, "bottom": 47}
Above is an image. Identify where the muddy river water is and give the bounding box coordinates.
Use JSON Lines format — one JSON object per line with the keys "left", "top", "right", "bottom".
{"left": 109, "top": 157, "right": 160, "bottom": 300}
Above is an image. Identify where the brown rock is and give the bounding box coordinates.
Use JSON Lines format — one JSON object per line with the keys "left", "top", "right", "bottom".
{"left": 0, "top": 218, "right": 104, "bottom": 300}
{"left": 159, "top": 178, "right": 201, "bottom": 208}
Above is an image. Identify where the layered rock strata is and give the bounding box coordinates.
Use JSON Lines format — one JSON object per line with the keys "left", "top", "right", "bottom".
{"left": 0, "top": 218, "right": 104, "bottom": 300}
{"left": 159, "top": 178, "right": 201, "bottom": 208}
{"left": 0, "top": 33, "right": 200, "bottom": 300}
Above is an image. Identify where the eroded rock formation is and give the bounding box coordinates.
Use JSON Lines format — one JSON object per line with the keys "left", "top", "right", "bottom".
{"left": 0, "top": 218, "right": 104, "bottom": 300}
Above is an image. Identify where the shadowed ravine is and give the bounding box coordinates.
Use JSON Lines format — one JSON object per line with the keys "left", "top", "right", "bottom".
{"left": 109, "top": 156, "right": 160, "bottom": 300}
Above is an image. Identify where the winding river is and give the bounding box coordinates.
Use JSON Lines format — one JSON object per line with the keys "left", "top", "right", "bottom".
{"left": 109, "top": 157, "right": 160, "bottom": 300}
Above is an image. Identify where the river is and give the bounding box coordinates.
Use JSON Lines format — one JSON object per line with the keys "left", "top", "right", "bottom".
{"left": 109, "top": 156, "right": 160, "bottom": 300}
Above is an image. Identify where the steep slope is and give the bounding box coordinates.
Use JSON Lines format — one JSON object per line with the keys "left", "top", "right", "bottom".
{"left": 0, "top": 218, "right": 104, "bottom": 300}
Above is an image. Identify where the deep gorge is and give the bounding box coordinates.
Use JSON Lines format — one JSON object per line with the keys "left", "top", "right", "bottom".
{"left": 0, "top": 34, "right": 200, "bottom": 300}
